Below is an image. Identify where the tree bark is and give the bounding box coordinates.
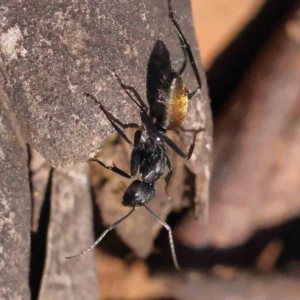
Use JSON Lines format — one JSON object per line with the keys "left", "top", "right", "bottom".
{"left": 0, "top": 97, "right": 31, "bottom": 299}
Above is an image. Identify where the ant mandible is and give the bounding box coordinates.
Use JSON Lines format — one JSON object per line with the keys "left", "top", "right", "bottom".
{"left": 66, "top": 0, "right": 202, "bottom": 270}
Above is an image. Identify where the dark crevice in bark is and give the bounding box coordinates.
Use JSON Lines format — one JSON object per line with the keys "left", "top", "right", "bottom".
{"left": 27, "top": 144, "right": 35, "bottom": 231}
{"left": 29, "top": 165, "right": 54, "bottom": 300}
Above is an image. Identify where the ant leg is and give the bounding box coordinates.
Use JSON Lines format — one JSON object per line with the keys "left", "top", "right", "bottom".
{"left": 85, "top": 92, "right": 139, "bottom": 130}
{"left": 178, "top": 33, "right": 187, "bottom": 76}
{"left": 89, "top": 158, "right": 134, "bottom": 178}
{"left": 90, "top": 130, "right": 142, "bottom": 179}
{"left": 112, "top": 71, "right": 149, "bottom": 113}
{"left": 144, "top": 204, "right": 180, "bottom": 270}
{"left": 84, "top": 93, "right": 138, "bottom": 148}
{"left": 167, "top": 0, "right": 202, "bottom": 99}
{"left": 178, "top": 49, "right": 187, "bottom": 76}
{"left": 66, "top": 207, "right": 135, "bottom": 259}
{"left": 165, "top": 156, "right": 173, "bottom": 198}
{"left": 187, "top": 89, "right": 200, "bottom": 101}
{"left": 161, "top": 128, "right": 204, "bottom": 160}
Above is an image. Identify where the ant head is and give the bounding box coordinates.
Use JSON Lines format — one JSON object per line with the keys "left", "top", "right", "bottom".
{"left": 122, "top": 180, "right": 156, "bottom": 207}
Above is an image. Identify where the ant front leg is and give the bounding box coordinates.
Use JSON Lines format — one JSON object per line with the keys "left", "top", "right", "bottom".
{"left": 84, "top": 93, "right": 139, "bottom": 148}
{"left": 90, "top": 130, "right": 142, "bottom": 179}
{"left": 112, "top": 71, "right": 149, "bottom": 113}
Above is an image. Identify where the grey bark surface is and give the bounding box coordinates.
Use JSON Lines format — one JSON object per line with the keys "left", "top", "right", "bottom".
{"left": 38, "top": 163, "right": 99, "bottom": 300}
{"left": 0, "top": 99, "right": 31, "bottom": 299}
{"left": 0, "top": 0, "right": 212, "bottom": 164}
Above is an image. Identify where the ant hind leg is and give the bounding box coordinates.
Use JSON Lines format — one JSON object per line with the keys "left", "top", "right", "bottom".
{"left": 162, "top": 127, "right": 204, "bottom": 160}
{"left": 167, "top": 0, "right": 201, "bottom": 99}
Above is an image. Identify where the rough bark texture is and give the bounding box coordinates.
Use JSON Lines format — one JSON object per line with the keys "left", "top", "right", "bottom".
{"left": 0, "top": 98, "right": 31, "bottom": 299}
{"left": 0, "top": 0, "right": 211, "bottom": 163}
{"left": 38, "top": 163, "right": 99, "bottom": 300}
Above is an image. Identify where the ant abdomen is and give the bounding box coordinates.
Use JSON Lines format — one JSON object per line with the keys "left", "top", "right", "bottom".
{"left": 149, "top": 61, "right": 189, "bottom": 131}
{"left": 164, "top": 75, "right": 189, "bottom": 130}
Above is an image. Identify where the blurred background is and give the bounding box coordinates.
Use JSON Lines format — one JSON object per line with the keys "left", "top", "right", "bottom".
{"left": 93, "top": 0, "right": 300, "bottom": 299}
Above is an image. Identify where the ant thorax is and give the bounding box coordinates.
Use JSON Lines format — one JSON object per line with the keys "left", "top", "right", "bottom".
{"left": 140, "top": 129, "right": 150, "bottom": 143}
{"left": 139, "top": 132, "right": 167, "bottom": 184}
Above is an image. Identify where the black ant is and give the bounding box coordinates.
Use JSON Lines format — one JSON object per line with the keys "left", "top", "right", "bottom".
{"left": 66, "top": 0, "right": 202, "bottom": 270}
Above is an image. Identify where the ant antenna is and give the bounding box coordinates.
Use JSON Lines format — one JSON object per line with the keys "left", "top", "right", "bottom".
{"left": 65, "top": 207, "right": 135, "bottom": 259}
{"left": 144, "top": 204, "right": 180, "bottom": 270}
